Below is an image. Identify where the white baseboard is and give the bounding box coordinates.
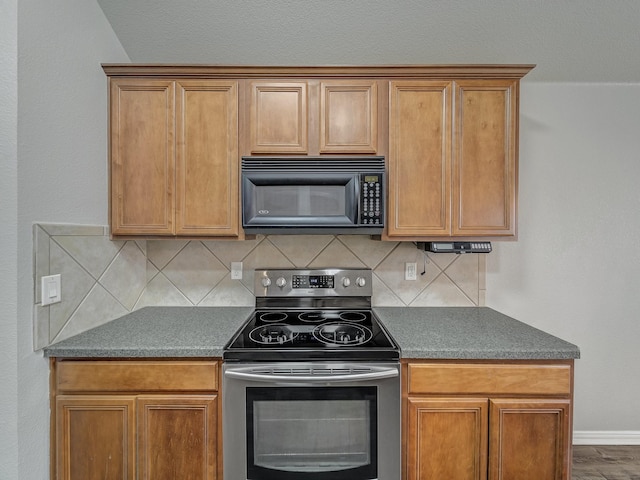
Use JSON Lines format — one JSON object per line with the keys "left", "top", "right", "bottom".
{"left": 573, "top": 431, "right": 640, "bottom": 445}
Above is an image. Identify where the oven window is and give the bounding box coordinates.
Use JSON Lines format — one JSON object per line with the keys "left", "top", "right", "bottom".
{"left": 246, "top": 387, "right": 377, "bottom": 480}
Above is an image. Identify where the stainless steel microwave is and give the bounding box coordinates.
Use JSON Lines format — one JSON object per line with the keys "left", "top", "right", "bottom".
{"left": 241, "top": 157, "right": 385, "bottom": 235}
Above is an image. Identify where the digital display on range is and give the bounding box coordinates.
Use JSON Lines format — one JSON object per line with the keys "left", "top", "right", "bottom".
{"left": 292, "top": 275, "right": 334, "bottom": 288}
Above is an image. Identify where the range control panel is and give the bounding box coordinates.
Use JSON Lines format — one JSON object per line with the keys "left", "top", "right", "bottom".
{"left": 419, "top": 242, "right": 492, "bottom": 254}
{"left": 255, "top": 268, "right": 373, "bottom": 297}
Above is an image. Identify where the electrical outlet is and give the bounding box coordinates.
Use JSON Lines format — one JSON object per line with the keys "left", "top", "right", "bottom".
{"left": 231, "top": 262, "right": 243, "bottom": 280}
{"left": 405, "top": 262, "right": 417, "bottom": 281}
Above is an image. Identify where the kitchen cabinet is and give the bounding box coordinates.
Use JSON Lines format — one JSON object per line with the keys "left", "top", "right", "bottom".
{"left": 109, "top": 78, "right": 239, "bottom": 237}
{"left": 246, "top": 79, "right": 380, "bottom": 155}
{"left": 403, "top": 361, "right": 573, "bottom": 480}
{"left": 51, "top": 359, "right": 220, "bottom": 480}
{"left": 104, "top": 64, "right": 532, "bottom": 239}
{"left": 387, "top": 79, "right": 519, "bottom": 239}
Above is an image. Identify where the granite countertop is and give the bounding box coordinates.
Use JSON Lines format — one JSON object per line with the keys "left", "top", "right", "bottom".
{"left": 43, "top": 307, "right": 254, "bottom": 358}
{"left": 375, "top": 307, "right": 580, "bottom": 360}
{"left": 43, "top": 306, "right": 580, "bottom": 360}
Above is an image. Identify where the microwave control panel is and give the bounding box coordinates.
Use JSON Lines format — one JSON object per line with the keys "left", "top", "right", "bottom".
{"left": 360, "top": 173, "right": 383, "bottom": 226}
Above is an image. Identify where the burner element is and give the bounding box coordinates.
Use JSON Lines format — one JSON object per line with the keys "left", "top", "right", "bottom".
{"left": 249, "top": 324, "right": 298, "bottom": 345}
{"left": 298, "top": 311, "right": 326, "bottom": 323}
{"left": 313, "top": 322, "right": 372, "bottom": 346}
{"left": 338, "top": 311, "right": 367, "bottom": 322}
{"left": 259, "top": 312, "right": 288, "bottom": 323}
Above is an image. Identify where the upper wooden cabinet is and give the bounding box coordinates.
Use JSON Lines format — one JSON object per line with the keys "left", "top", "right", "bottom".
{"left": 319, "top": 80, "right": 378, "bottom": 153}
{"left": 387, "top": 78, "right": 520, "bottom": 239}
{"left": 109, "top": 78, "right": 239, "bottom": 238}
{"left": 388, "top": 81, "right": 452, "bottom": 237}
{"left": 249, "top": 81, "right": 308, "bottom": 154}
{"left": 453, "top": 80, "right": 518, "bottom": 236}
{"left": 104, "top": 64, "right": 532, "bottom": 239}
{"left": 247, "top": 79, "right": 379, "bottom": 155}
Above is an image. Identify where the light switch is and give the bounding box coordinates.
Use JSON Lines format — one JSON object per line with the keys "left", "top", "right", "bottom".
{"left": 41, "top": 274, "right": 62, "bottom": 305}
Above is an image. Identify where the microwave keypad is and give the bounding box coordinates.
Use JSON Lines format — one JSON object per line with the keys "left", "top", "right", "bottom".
{"left": 361, "top": 174, "right": 382, "bottom": 225}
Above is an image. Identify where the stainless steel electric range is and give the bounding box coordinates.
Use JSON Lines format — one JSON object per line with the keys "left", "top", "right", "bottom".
{"left": 223, "top": 268, "right": 400, "bottom": 480}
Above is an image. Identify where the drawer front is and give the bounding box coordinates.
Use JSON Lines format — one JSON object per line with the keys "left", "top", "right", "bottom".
{"left": 407, "top": 363, "right": 572, "bottom": 396}
{"left": 56, "top": 360, "right": 219, "bottom": 393}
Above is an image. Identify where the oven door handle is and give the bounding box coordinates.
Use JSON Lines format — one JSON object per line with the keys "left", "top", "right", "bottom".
{"left": 224, "top": 366, "right": 399, "bottom": 384}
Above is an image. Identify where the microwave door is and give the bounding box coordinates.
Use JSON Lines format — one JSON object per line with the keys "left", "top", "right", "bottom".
{"left": 242, "top": 174, "right": 358, "bottom": 229}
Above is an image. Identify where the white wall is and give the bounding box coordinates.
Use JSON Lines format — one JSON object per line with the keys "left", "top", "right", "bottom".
{"left": 15, "top": 0, "right": 128, "bottom": 476}
{"left": 1, "top": 0, "right": 19, "bottom": 477}
{"left": 487, "top": 82, "right": 640, "bottom": 435}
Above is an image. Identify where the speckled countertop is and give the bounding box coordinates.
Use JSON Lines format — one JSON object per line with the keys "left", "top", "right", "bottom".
{"left": 374, "top": 307, "right": 579, "bottom": 360}
{"left": 43, "top": 306, "right": 580, "bottom": 360}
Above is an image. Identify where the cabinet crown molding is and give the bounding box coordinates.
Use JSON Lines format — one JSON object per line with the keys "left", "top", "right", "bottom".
{"left": 102, "top": 64, "right": 535, "bottom": 79}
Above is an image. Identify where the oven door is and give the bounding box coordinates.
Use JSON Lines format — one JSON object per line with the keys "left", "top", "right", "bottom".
{"left": 223, "top": 362, "right": 400, "bottom": 480}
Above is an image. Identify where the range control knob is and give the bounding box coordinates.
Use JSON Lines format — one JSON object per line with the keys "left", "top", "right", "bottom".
{"left": 261, "top": 277, "right": 272, "bottom": 287}
{"left": 342, "top": 277, "right": 351, "bottom": 287}
{"left": 356, "top": 277, "right": 366, "bottom": 287}
{"left": 276, "top": 277, "right": 287, "bottom": 288}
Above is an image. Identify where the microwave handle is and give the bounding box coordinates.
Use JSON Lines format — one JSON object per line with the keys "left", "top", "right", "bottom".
{"left": 224, "top": 366, "right": 398, "bottom": 384}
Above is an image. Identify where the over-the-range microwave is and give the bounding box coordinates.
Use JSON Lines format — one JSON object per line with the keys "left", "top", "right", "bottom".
{"left": 241, "top": 156, "right": 385, "bottom": 235}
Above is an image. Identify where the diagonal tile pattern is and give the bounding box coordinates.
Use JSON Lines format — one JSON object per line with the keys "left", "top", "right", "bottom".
{"left": 33, "top": 223, "right": 487, "bottom": 348}
{"left": 162, "top": 241, "right": 228, "bottom": 304}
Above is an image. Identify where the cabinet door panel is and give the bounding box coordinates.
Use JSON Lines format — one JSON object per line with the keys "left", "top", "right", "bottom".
{"left": 176, "top": 81, "right": 239, "bottom": 236}
{"left": 56, "top": 395, "right": 136, "bottom": 480}
{"left": 407, "top": 397, "right": 488, "bottom": 480}
{"left": 489, "top": 399, "right": 570, "bottom": 480}
{"left": 388, "top": 81, "right": 452, "bottom": 236}
{"left": 454, "top": 80, "right": 517, "bottom": 236}
{"left": 250, "top": 82, "right": 308, "bottom": 153}
{"left": 320, "top": 81, "right": 378, "bottom": 153}
{"left": 110, "top": 79, "right": 175, "bottom": 235}
{"left": 137, "top": 395, "right": 218, "bottom": 480}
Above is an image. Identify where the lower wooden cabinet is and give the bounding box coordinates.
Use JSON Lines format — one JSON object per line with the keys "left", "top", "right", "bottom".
{"left": 404, "top": 361, "right": 574, "bottom": 480}
{"left": 51, "top": 359, "right": 220, "bottom": 480}
{"left": 56, "top": 395, "right": 136, "bottom": 480}
{"left": 489, "top": 398, "right": 571, "bottom": 480}
{"left": 407, "top": 397, "right": 488, "bottom": 480}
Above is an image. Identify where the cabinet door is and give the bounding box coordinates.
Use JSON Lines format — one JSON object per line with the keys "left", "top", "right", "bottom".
{"left": 320, "top": 80, "right": 378, "bottom": 153}
{"left": 489, "top": 399, "right": 571, "bottom": 480}
{"left": 453, "top": 80, "right": 518, "bottom": 236}
{"left": 176, "top": 81, "right": 239, "bottom": 236}
{"left": 110, "top": 79, "right": 175, "bottom": 236}
{"left": 137, "top": 395, "right": 218, "bottom": 480}
{"left": 250, "top": 81, "right": 308, "bottom": 153}
{"left": 406, "top": 397, "right": 488, "bottom": 480}
{"left": 388, "top": 81, "right": 452, "bottom": 237}
{"left": 56, "top": 395, "right": 136, "bottom": 480}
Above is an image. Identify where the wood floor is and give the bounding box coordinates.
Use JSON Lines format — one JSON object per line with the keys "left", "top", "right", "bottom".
{"left": 573, "top": 446, "right": 640, "bottom": 479}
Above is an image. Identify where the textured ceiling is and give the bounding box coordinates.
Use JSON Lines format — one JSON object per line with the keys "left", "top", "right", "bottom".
{"left": 96, "top": 0, "right": 640, "bottom": 82}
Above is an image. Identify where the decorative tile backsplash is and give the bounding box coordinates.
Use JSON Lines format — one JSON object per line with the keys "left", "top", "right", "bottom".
{"left": 33, "top": 223, "right": 486, "bottom": 350}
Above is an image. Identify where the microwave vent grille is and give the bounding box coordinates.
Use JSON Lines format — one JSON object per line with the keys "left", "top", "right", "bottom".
{"left": 242, "top": 156, "right": 385, "bottom": 172}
